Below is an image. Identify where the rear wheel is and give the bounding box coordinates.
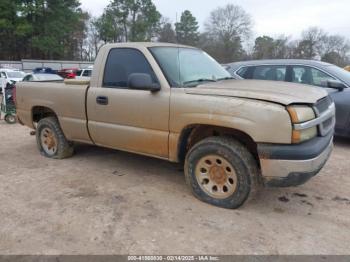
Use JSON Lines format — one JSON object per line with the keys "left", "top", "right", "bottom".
{"left": 5, "top": 114, "right": 16, "bottom": 124}
{"left": 36, "top": 117, "right": 74, "bottom": 159}
{"left": 185, "top": 136, "right": 260, "bottom": 209}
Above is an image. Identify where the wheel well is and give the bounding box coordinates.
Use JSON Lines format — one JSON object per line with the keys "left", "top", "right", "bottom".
{"left": 32, "top": 106, "right": 57, "bottom": 123}
{"left": 178, "top": 125, "right": 259, "bottom": 163}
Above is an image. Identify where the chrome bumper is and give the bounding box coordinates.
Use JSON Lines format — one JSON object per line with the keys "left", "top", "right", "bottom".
{"left": 259, "top": 138, "right": 333, "bottom": 187}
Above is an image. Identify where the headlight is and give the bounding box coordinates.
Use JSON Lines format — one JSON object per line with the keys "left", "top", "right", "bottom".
{"left": 287, "top": 105, "right": 317, "bottom": 144}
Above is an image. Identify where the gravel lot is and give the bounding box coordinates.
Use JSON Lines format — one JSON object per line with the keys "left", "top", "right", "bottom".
{"left": 0, "top": 121, "right": 349, "bottom": 255}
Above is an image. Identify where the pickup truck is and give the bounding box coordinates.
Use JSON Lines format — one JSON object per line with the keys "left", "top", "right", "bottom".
{"left": 16, "top": 42, "right": 335, "bottom": 209}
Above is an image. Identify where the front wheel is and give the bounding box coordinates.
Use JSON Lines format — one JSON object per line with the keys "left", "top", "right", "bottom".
{"left": 185, "top": 137, "right": 260, "bottom": 209}
{"left": 36, "top": 117, "right": 74, "bottom": 159}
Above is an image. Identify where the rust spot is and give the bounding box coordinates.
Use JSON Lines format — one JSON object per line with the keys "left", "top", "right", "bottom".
{"left": 209, "top": 166, "right": 227, "bottom": 185}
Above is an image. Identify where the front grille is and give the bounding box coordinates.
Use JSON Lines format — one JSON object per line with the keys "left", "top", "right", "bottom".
{"left": 315, "top": 96, "right": 332, "bottom": 115}
{"left": 321, "top": 117, "right": 334, "bottom": 133}
{"left": 313, "top": 96, "right": 334, "bottom": 136}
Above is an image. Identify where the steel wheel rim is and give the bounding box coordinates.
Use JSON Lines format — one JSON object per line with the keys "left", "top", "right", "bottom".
{"left": 195, "top": 154, "right": 237, "bottom": 199}
{"left": 40, "top": 127, "right": 58, "bottom": 156}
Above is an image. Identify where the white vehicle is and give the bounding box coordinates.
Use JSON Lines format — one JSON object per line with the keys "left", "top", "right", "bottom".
{"left": 75, "top": 66, "right": 93, "bottom": 80}
{"left": 0, "top": 68, "right": 26, "bottom": 83}
{"left": 22, "top": 73, "right": 64, "bottom": 82}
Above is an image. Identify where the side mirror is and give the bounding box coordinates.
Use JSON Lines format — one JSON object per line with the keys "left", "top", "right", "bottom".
{"left": 128, "top": 73, "right": 160, "bottom": 92}
{"left": 326, "top": 79, "right": 347, "bottom": 91}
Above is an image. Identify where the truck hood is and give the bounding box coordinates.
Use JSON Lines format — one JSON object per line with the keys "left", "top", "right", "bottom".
{"left": 185, "top": 80, "right": 327, "bottom": 105}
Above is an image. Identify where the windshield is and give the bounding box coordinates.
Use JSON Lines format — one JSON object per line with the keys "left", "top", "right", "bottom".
{"left": 326, "top": 65, "right": 350, "bottom": 85}
{"left": 150, "top": 47, "right": 231, "bottom": 87}
{"left": 6, "top": 71, "right": 24, "bottom": 78}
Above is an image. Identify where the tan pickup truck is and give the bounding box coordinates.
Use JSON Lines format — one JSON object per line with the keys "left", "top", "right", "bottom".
{"left": 16, "top": 43, "right": 335, "bottom": 208}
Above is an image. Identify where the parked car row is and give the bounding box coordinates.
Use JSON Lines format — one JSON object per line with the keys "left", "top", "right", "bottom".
{"left": 225, "top": 59, "right": 350, "bottom": 138}
{"left": 0, "top": 66, "right": 93, "bottom": 88}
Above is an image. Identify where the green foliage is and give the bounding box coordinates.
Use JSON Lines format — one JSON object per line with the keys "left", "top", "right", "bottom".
{"left": 1, "top": 1, "right": 349, "bottom": 66}
{"left": 96, "top": 0, "right": 161, "bottom": 43}
{"left": 322, "top": 52, "right": 346, "bottom": 67}
{"left": 158, "top": 19, "right": 176, "bottom": 43}
{"left": 253, "top": 35, "right": 292, "bottom": 59}
{"left": 253, "top": 36, "right": 275, "bottom": 59}
{"left": 175, "top": 10, "right": 199, "bottom": 45}
{"left": 0, "top": 0, "right": 88, "bottom": 60}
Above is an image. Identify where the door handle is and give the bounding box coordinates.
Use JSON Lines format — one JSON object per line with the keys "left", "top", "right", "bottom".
{"left": 96, "top": 96, "right": 108, "bottom": 105}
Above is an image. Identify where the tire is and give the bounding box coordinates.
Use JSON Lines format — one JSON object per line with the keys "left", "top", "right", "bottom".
{"left": 5, "top": 114, "right": 16, "bottom": 124}
{"left": 36, "top": 117, "right": 74, "bottom": 159}
{"left": 184, "top": 136, "right": 260, "bottom": 209}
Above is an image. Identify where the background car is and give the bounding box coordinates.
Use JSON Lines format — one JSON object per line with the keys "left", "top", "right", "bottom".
{"left": 57, "top": 68, "right": 78, "bottom": 79}
{"left": 22, "top": 73, "right": 64, "bottom": 82}
{"left": 0, "top": 68, "right": 26, "bottom": 83}
{"left": 227, "top": 59, "right": 350, "bottom": 138}
{"left": 75, "top": 67, "right": 93, "bottom": 80}
{"left": 32, "top": 67, "right": 56, "bottom": 74}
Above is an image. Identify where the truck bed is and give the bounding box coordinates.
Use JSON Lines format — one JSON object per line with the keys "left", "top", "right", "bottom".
{"left": 16, "top": 81, "right": 92, "bottom": 143}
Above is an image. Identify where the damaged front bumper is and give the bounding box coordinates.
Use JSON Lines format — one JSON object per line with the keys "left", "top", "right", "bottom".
{"left": 258, "top": 133, "right": 333, "bottom": 187}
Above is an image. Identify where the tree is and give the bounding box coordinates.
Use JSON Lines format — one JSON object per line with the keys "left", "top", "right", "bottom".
{"left": 253, "top": 36, "right": 275, "bottom": 59}
{"left": 157, "top": 18, "right": 176, "bottom": 43}
{"left": 175, "top": 10, "right": 199, "bottom": 45}
{"left": 322, "top": 52, "right": 346, "bottom": 67}
{"left": 253, "top": 35, "right": 292, "bottom": 59}
{"left": 97, "top": 0, "right": 161, "bottom": 43}
{"left": 0, "top": 0, "right": 87, "bottom": 60}
{"left": 293, "top": 27, "right": 326, "bottom": 59}
{"left": 320, "top": 35, "right": 350, "bottom": 66}
{"left": 0, "top": 0, "right": 22, "bottom": 60}
{"left": 82, "top": 17, "right": 104, "bottom": 60}
{"left": 205, "top": 4, "right": 252, "bottom": 41}
{"left": 95, "top": 7, "right": 124, "bottom": 43}
{"left": 202, "top": 4, "right": 252, "bottom": 62}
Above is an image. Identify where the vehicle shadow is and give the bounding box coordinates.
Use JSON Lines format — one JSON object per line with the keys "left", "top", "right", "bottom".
{"left": 73, "top": 142, "right": 184, "bottom": 180}
{"left": 334, "top": 136, "right": 350, "bottom": 147}
{"left": 72, "top": 143, "right": 311, "bottom": 212}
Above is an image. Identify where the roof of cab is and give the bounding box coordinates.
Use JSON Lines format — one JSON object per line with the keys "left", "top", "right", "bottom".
{"left": 102, "top": 42, "right": 195, "bottom": 49}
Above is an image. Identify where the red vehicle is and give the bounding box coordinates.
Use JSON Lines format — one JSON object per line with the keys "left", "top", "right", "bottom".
{"left": 57, "top": 68, "right": 78, "bottom": 79}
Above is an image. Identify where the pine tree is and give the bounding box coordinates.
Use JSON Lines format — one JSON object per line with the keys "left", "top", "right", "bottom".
{"left": 175, "top": 10, "right": 199, "bottom": 46}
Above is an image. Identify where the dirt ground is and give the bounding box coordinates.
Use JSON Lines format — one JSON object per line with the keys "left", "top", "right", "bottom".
{"left": 0, "top": 121, "right": 349, "bottom": 255}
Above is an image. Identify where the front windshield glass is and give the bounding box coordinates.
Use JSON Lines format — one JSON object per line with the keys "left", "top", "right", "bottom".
{"left": 7, "top": 71, "right": 24, "bottom": 78}
{"left": 150, "top": 47, "right": 231, "bottom": 87}
{"left": 326, "top": 65, "right": 350, "bottom": 85}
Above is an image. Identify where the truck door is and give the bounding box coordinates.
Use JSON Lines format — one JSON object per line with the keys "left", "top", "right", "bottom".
{"left": 87, "top": 47, "right": 170, "bottom": 158}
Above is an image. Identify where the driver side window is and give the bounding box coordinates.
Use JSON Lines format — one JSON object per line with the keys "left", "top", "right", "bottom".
{"left": 103, "top": 48, "right": 158, "bottom": 89}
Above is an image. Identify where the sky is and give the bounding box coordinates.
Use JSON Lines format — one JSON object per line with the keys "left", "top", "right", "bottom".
{"left": 81, "top": 0, "right": 350, "bottom": 39}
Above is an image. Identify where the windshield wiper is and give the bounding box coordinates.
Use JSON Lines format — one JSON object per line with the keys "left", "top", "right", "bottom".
{"left": 183, "top": 78, "right": 217, "bottom": 87}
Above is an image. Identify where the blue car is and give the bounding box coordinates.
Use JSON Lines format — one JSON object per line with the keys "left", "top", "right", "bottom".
{"left": 32, "top": 67, "right": 57, "bottom": 74}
